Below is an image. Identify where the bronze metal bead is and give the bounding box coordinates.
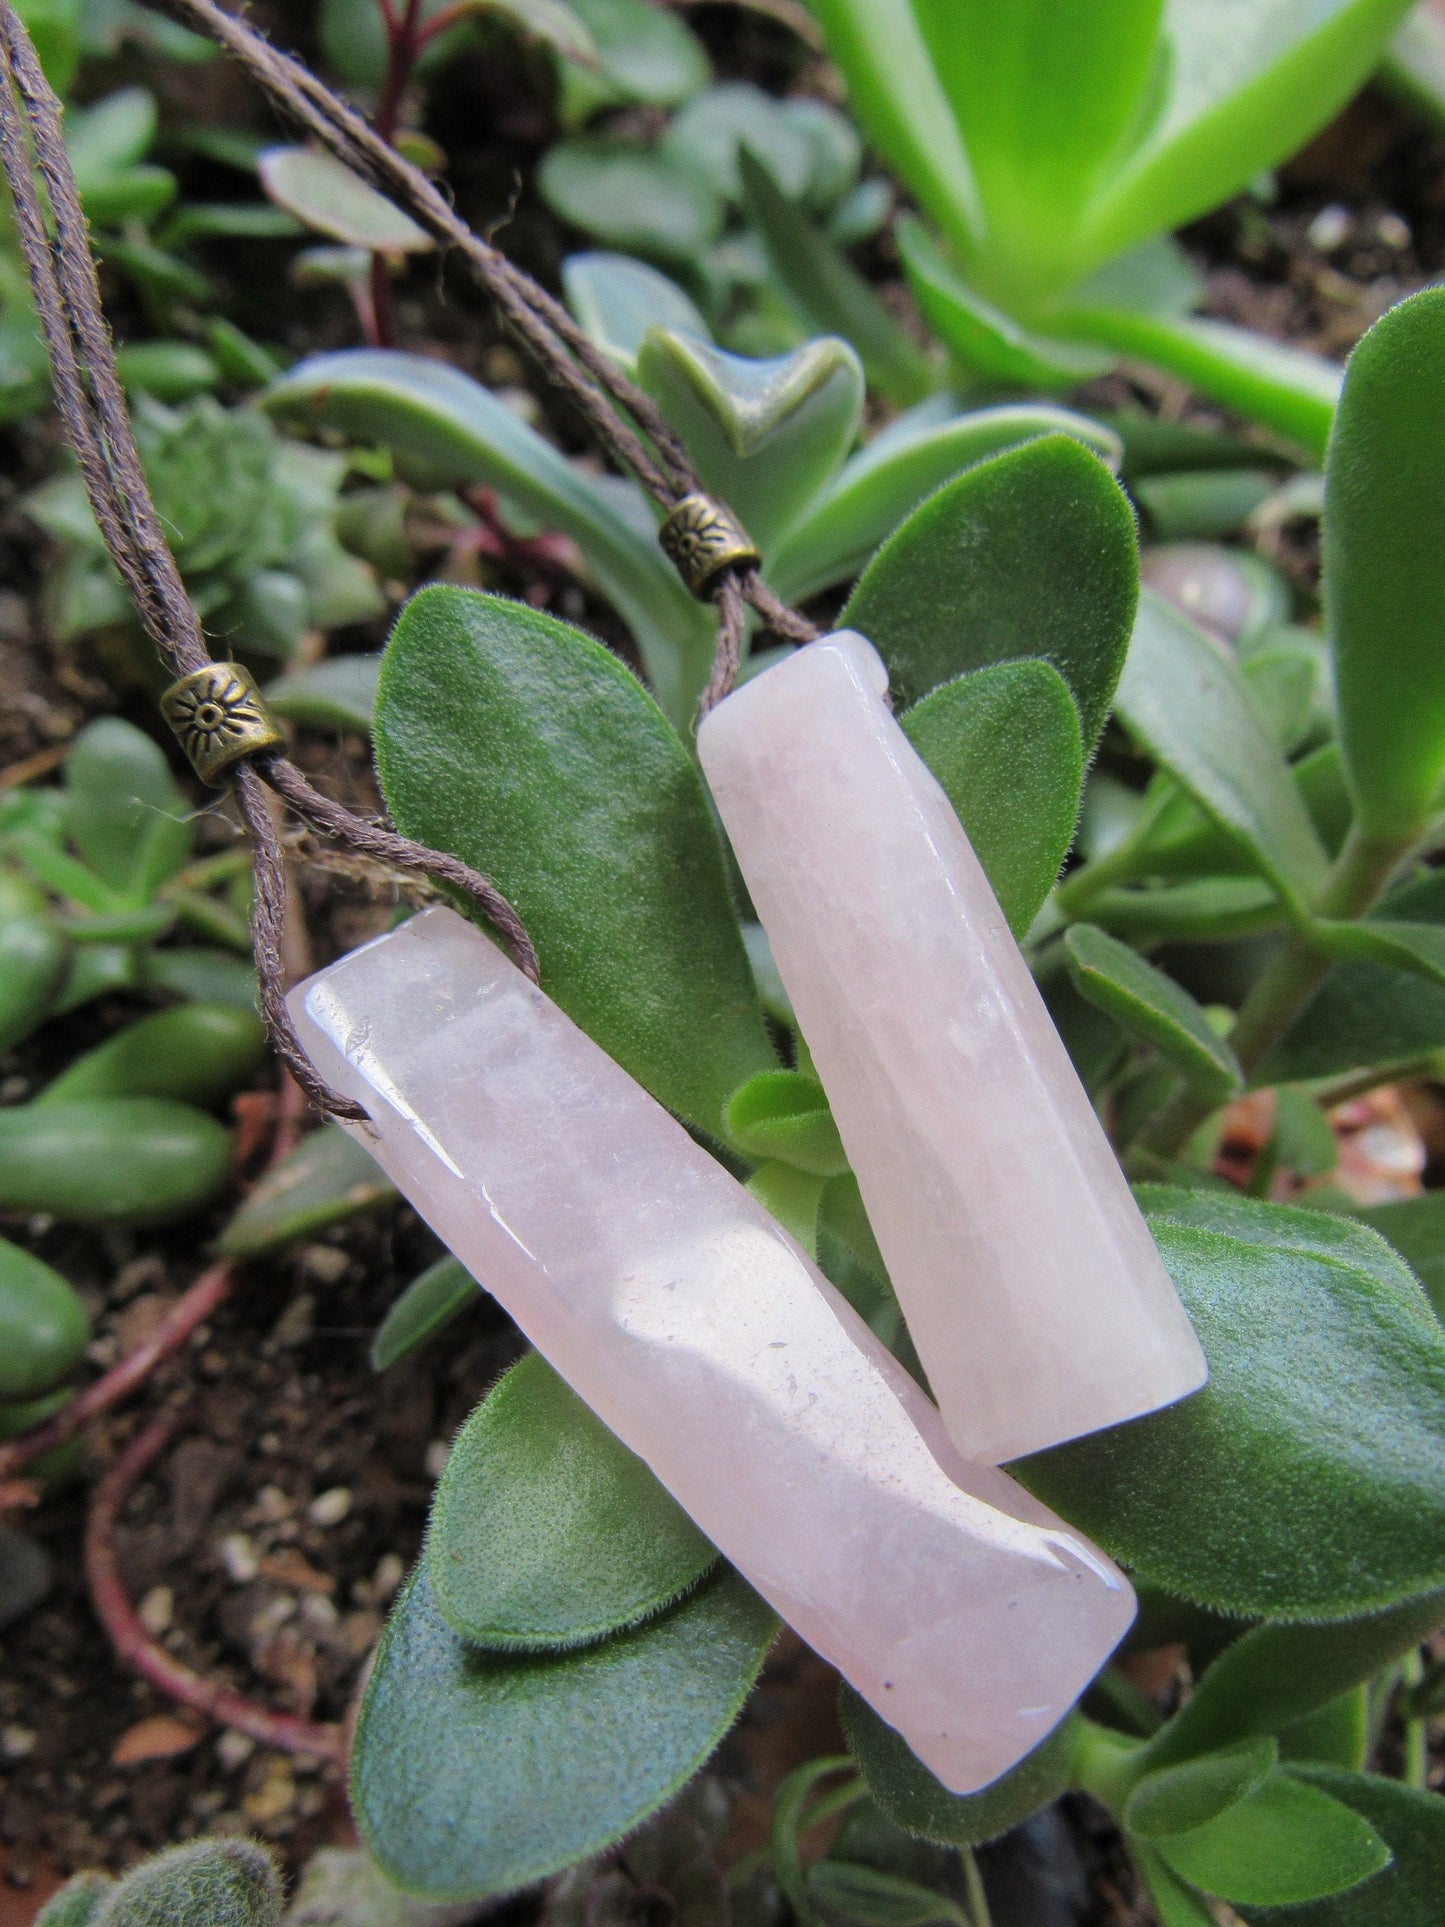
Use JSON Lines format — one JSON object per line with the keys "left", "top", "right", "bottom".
{"left": 658, "top": 493, "right": 761, "bottom": 597}
{"left": 160, "top": 662, "right": 285, "bottom": 784}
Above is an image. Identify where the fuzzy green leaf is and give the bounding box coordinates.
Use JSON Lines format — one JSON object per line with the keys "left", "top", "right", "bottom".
{"left": 218, "top": 1123, "right": 396, "bottom": 1257}
{"left": 844, "top": 436, "right": 1137, "bottom": 750}
{"left": 91, "top": 1840, "right": 281, "bottom": 1927}
{"left": 1063, "top": 924, "right": 1241, "bottom": 1106}
{"left": 725, "top": 1070, "right": 848, "bottom": 1177}
{"left": 805, "top": 1860, "right": 966, "bottom": 1927}
{"left": 636, "top": 330, "right": 863, "bottom": 558}
{"left": 427, "top": 1351, "right": 716, "bottom": 1650}
{"left": 1126, "top": 1738, "right": 1279, "bottom": 1839}
{"left": 34, "top": 1874, "right": 111, "bottom": 1927}
{"left": 1016, "top": 1193, "right": 1445, "bottom": 1618}
{"left": 1324, "top": 287, "right": 1445, "bottom": 837}
{"left": 1242, "top": 1766, "right": 1445, "bottom": 1925}
{"left": 1349, "top": 1195, "right": 1445, "bottom": 1324}
{"left": 1115, "top": 591, "right": 1329, "bottom": 915}
{"left": 840, "top": 1688, "right": 1075, "bottom": 1848}
{"left": 902, "top": 661, "right": 1083, "bottom": 939}
{"left": 1155, "top": 1773, "right": 1389, "bottom": 1908}
{"left": 769, "top": 402, "right": 1120, "bottom": 606}
{"left": 371, "top": 1255, "right": 477, "bottom": 1371}
{"left": 375, "top": 589, "right": 775, "bottom": 1137}
{"left": 352, "top": 1563, "right": 776, "bottom": 1899}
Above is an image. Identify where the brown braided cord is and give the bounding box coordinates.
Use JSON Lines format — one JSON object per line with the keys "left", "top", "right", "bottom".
{"left": 0, "top": 0, "right": 539, "bottom": 1119}
{"left": 0, "top": 0, "right": 820, "bottom": 1113}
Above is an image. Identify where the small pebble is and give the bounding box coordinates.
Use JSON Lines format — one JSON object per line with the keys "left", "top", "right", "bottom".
{"left": 1, "top": 1724, "right": 37, "bottom": 1761}
{"left": 299, "top": 1244, "right": 350, "bottom": 1284}
{"left": 243, "top": 1761, "right": 296, "bottom": 1825}
{"left": 250, "top": 1594, "right": 297, "bottom": 1640}
{"left": 137, "top": 1586, "right": 174, "bottom": 1636}
{"left": 1307, "top": 203, "right": 1350, "bottom": 252}
{"left": 1376, "top": 211, "right": 1410, "bottom": 251}
{"left": 372, "top": 1552, "right": 405, "bottom": 1602}
{"left": 424, "top": 1439, "right": 450, "bottom": 1479}
{"left": 308, "top": 1486, "right": 351, "bottom": 1527}
{"left": 220, "top": 1533, "right": 260, "bottom": 1583}
{"left": 300, "top": 1593, "right": 340, "bottom": 1632}
{"left": 216, "top": 1730, "right": 256, "bottom": 1773}
{"left": 251, "top": 1484, "right": 293, "bottom": 1524}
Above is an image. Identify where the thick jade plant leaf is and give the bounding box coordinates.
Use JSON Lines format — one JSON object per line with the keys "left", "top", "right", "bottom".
{"left": 738, "top": 150, "right": 936, "bottom": 408}
{"left": 1115, "top": 591, "right": 1330, "bottom": 917}
{"left": 840, "top": 1688, "right": 1076, "bottom": 1847}
{"left": 1242, "top": 1766, "right": 1445, "bottom": 1925}
{"left": 375, "top": 588, "right": 775, "bottom": 1137}
{"left": 902, "top": 660, "right": 1082, "bottom": 939}
{"left": 1063, "top": 923, "right": 1242, "bottom": 1108}
{"left": 1016, "top": 1191, "right": 1445, "bottom": 1618}
{"left": 257, "top": 147, "right": 433, "bottom": 253}
{"left": 219, "top": 1123, "right": 395, "bottom": 1256}
{"left": 0, "top": 1238, "right": 89, "bottom": 1400}
{"left": 562, "top": 252, "right": 709, "bottom": 378}
{"left": 264, "top": 352, "right": 712, "bottom": 729}
{"left": 844, "top": 436, "right": 1138, "bottom": 750}
{"left": 1324, "top": 288, "right": 1445, "bottom": 839}
{"left": 636, "top": 329, "right": 863, "bottom": 557}
{"left": 0, "top": 1099, "right": 231, "bottom": 1227}
{"left": 371, "top": 1255, "right": 477, "bottom": 1371}
{"left": 352, "top": 1564, "right": 776, "bottom": 1898}
{"left": 427, "top": 1352, "right": 716, "bottom": 1649}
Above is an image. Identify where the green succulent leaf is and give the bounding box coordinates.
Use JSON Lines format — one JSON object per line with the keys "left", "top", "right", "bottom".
{"left": 1114, "top": 591, "right": 1330, "bottom": 916}
{"left": 564, "top": 0, "right": 711, "bottom": 108}
{"left": 0, "top": 1099, "right": 231, "bottom": 1227}
{"left": 902, "top": 660, "right": 1083, "bottom": 940}
{"left": 1143, "top": 1591, "right": 1445, "bottom": 1775}
{"left": 265, "top": 654, "right": 382, "bottom": 735}
{"left": 1325, "top": 288, "right": 1445, "bottom": 838}
{"left": 1153, "top": 1772, "right": 1390, "bottom": 1908}
{"left": 636, "top": 329, "right": 863, "bottom": 557}
{"left": 840, "top": 1687, "right": 1076, "bottom": 1848}
{"left": 1135, "top": 1847, "right": 1219, "bottom": 1927}
{"left": 265, "top": 351, "right": 711, "bottom": 728}
{"left": 664, "top": 83, "right": 824, "bottom": 204}
{"left": 1133, "top": 468, "right": 1280, "bottom": 542}
{"left": 562, "top": 252, "right": 710, "bottom": 377}
{"left": 34, "top": 1874, "right": 111, "bottom": 1927}
{"left": 1016, "top": 1192, "right": 1445, "bottom": 1618}
{"left": 1126, "top": 1738, "right": 1279, "bottom": 1840}
{"left": 62, "top": 718, "right": 191, "bottom": 904}
{"left": 376, "top": 589, "right": 774, "bottom": 1134}
{"left": 218, "top": 1123, "right": 396, "bottom": 1257}
{"left": 37, "top": 1005, "right": 265, "bottom": 1110}
{"left": 805, "top": 1860, "right": 967, "bottom": 1927}
{"left": 352, "top": 1562, "right": 776, "bottom": 1899}
{"left": 0, "top": 917, "right": 69, "bottom": 1054}
{"left": 739, "top": 152, "right": 936, "bottom": 408}
{"left": 746, "top": 1161, "right": 825, "bottom": 1255}
{"left": 1275, "top": 1689, "right": 1369, "bottom": 1772}
{"left": 541, "top": 139, "right": 723, "bottom": 261}
{"left": 897, "top": 219, "right": 1109, "bottom": 389}
{"left": 724, "top": 1069, "right": 848, "bottom": 1176}
{"left": 770, "top": 402, "right": 1121, "bottom": 607}
{"left": 257, "top": 147, "right": 432, "bottom": 253}
{"left": 0, "top": 1237, "right": 90, "bottom": 1401}
{"left": 1240, "top": 1766, "right": 1445, "bottom": 1925}
{"left": 428, "top": 1352, "right": 716, "bottom": 1650}
{"left": 1063, "top": 924, "right": 1242, "bottom": 1107}
{"left": 371, "top": 1255, "right": 478, "bottom": 1372}
{"left": 845, "top": 436, "right": 1137, "bottom": 750}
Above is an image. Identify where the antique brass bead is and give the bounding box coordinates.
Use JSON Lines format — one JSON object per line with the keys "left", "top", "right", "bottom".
{"left": 160, "top": 662, "right": 285, "bottom": 784}
{"left": 658, "top": 493, "right": 761, "bottom": 597}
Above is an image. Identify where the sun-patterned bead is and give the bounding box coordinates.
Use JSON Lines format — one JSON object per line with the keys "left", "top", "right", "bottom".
{"left": 160, "top": 663, "right": 285, "bottom": 783}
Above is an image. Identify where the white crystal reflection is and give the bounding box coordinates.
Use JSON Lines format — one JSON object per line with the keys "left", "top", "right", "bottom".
{"left": 291, "top": 908, "right": 1135, "bottom": 1793}
{"left": 697, "top": 632, "right": 1207, "bottom": 1465}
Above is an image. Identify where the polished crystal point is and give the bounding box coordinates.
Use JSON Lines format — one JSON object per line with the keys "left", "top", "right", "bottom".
{"left": 697, "top": 631, "right": 1207, "bottom": 1465}
{"left": 290, "top": 907, "right": 1135, "bottom": 1793}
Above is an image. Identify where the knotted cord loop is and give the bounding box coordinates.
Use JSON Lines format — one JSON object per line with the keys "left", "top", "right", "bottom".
{"left": 0, "top": 0, "right": 819, "bottom": 1115}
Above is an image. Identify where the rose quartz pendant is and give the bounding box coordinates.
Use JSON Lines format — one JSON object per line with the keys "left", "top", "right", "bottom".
{"left": 697, "top": 632, "right": 1207, "bottom": 1465}
{"left": 290, "top": 907, "right": 1135, "bottom": 1792}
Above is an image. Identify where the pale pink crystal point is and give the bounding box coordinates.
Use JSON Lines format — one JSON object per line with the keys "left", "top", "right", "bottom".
{"left": 290, "top": 907, "right": 1135, "bottom": 1794}
{"left": 697, "top": 631, "right": 1207, "bottom": 1465}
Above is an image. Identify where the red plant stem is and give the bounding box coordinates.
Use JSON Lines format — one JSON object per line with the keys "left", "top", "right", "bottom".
{"left": 363, "top": 0, "right": 424, "bottom": 348}
{"left": 0, "top": 1261, "right": 233, "bottom": 1482}
{"left": 85, "top": 1403, "right": 346, "bottom": 1760}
